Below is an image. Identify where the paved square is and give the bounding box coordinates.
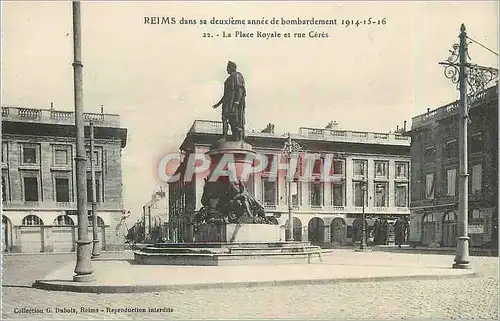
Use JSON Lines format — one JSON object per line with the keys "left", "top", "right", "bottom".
{"left": 2, "top": 251, "right": 498, "bottom": 320}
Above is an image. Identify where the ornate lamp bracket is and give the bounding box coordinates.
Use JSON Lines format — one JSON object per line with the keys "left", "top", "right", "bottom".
{"left": 439, "top": 42, "right": 498, "bottom": 120}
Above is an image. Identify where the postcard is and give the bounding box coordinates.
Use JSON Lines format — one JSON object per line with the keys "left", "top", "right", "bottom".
{"left": 1, "top": 1, "right": 498, "bottom": 320}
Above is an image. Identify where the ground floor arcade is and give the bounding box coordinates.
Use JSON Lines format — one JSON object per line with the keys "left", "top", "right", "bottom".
{"left": 169, "top": 211, "right": 409, "bottom": 247}
{"left": 2, "top": 209, "right": 126, "bottom": 253}
{"left": 409, "top": 205, "right": 496, "bottom": 248}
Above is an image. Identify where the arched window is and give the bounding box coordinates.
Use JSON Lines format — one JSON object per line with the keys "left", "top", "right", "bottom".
{"left": 423, "top": 213, "right": 435, "bottom": 222}
{"left": 53, "top": 215, "right": 75, "bottom": 226}
{"left": 22, "top": 215, "right": 43, "bottom": 226}
{"left": 422, "top": 213, "right": 438, "bottom": 246}
{"left": 443, "top": 211, "right": 457, "bottom": 222}
{"left": 88, "top": 216, "right": 105, "bottom": 226}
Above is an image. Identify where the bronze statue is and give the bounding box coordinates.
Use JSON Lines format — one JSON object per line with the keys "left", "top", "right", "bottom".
{"left": 194, "top": 179, "right": 275, "bottom": 225}
{"left": 194, "top": 62, "right": 272, "bottom": 226}
{"left": 212, "top": 61, "right": 246, "bottom": 141}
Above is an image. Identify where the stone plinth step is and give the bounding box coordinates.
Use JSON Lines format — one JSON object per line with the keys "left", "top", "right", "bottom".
{"left": 141, "top": 247, "right": 231, "bottom": 254}
{"left": 134, "top": 241, "right": 325, "bottom": 266}
{"left": 139, "top": 245, "right": 322, "bottom": 256}
{"left": 229, "top": 248, "right": 283, "bottom": 254}
{"left": 229, "top": 245, "right": 321, "bottom": 254}
{"left": 134, "top": 250, "right": 323, "bottom": 266}
{"left": 151, "top": 242, "right": 312, "bottom": 249}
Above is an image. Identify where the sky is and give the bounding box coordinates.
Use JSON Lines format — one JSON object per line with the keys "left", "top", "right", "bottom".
{"left": 1, "top": 1, "right": 498, "bottom": 226}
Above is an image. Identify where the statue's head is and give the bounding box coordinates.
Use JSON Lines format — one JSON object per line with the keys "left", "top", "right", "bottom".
{"left": 227, "top": 61, "right": 237, "bottom": 73}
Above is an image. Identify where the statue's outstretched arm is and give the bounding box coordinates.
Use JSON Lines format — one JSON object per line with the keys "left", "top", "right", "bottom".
{"left": 213, "top": 96, "right": 223, "bottom": 108}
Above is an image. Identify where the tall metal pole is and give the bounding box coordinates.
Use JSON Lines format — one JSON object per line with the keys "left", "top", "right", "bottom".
{"left": 286, "top": 133, "right": 294, "bottom": 241}
{"left": 453, "top": 23, "right": 470, "bottom": 269}
{"left": 143, "top": 206, "right": 146, "bottom": 242}
{"left": 360, "top": 178, "right": 367, "bottom": 250}
{"left": 148, "top": 206, "right": 152, "bottom": 242}
{"left": 72, "top": 1, "right": 94, "bottom": 282}
{"left": 90, "top": 121, "right": 100, "bottom": 258}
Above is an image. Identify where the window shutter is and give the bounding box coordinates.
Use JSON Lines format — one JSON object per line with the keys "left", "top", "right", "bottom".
{"left": 472, "top": 164, "right": 482, "bottom": 193}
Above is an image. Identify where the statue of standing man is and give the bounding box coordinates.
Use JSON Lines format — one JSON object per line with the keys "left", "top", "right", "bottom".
{"left": 212, "top": 61, "right": 246, "bottom": 141}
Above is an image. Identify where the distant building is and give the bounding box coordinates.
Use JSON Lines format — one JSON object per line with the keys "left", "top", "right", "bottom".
{"left": 1, "top": 106, "right": 128, "bottom": 252}
{"left": 168, "top": 120, "right": 411, "bottom": 246}
{"left": 407, "top": 84, "right": 498, "bottom": 248}
{"left": 140, "top": 186, "right": 169, "bottom": 243}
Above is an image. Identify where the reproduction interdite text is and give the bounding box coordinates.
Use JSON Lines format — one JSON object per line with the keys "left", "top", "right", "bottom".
{"left": 13, "top": 306, "right": 174, "bottom": 315}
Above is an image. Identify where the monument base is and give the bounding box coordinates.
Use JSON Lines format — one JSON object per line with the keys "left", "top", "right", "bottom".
{"left": 133, "top": 241, "right": 327, "bottom": 266}
{"left": 195, "top": 224, "right": 285, "bottom": 243}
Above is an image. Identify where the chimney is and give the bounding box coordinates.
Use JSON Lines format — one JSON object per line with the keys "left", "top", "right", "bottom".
{"left": 50, "top": 102, "right": 54, "bottom": 110}
{"left": 427, "top": 108, "right": 430, "bottom": 113}
{"left": 100, "top": 105, "right": 104, "bottom": 114}
{"left": 261, "top": 123, "right": 275, "bottom": 134}
{"left": 326, "top": 121, "right": 339, "bottom": 130}
{"left": 396, "top": 125, "right": 399, "bottom": 132}
{"left": 403, "top": 121, "right": 407, "bottom": 131}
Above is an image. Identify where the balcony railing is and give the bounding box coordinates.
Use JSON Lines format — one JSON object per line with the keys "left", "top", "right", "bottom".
{"left": 412, "top": 84, "right": 497, "bottom": 128}
{"left": 2, "top": 200, "right": 121, "bottom": 211}
{"left": 50, "top": 110, "right": 73, "bottom": 120}
{"left": 373, "top": 133, "right": 388, "bottom": 139}
{"left": 84, "top": 113, "right": 105, "bottom": 122}
{"left": 2, "top": 106, "right": 120, "bottom": 127}
{"left": 351, "top": 131, "right": 368, "bottom": 138}
{"left": 188, "top": 120, "right": 411, "bottom": 146}
{"left": 18, "top": 108, "right": 41, "bottom": 119}
{"left": 189, "top": 120, "right": 223, "bottom": 134}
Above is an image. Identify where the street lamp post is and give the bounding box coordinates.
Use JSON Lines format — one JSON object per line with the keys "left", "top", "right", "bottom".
{"left": 72, "top": 1, "right": 94, "bottom": 282}
{"left": 90, "top": 120, "right": 101, "bottom": 258}
{"left": 282, "top": 133, "right": 302, "bottom": 242}
{"left": 360, "top": 177, "right": 367, "bottom": 250}
{"left": 142, "top": 206, "right": 146, "bottom": 242}
{"left": 439, "top": 24, "right": 498, "bottom": 269}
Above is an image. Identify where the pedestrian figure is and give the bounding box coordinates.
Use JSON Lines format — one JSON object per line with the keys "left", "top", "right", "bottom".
{"left": 394, "top": 217, "right": 407, "bottom": 248}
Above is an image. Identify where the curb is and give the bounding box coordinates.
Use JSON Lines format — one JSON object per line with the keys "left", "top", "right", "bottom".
{"left": 2, "top": 251, "right": 132, "bottom": 257}
{"left": 370, "top": 247, "right": 499, "bottom": 257}
{"left": 32, "top": 271, "right": 480, "bottom": 294}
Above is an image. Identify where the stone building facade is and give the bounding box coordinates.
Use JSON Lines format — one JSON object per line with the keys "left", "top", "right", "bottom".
{"left": 1, "top": 106, "right": 128, "bottom": 253}
{"left": 168, "top": 120, "right": 411, "bottom": 246}
{"left": 142, "top": 186, "right": 169, "bottom": 242}
{"left": 408, "top": 84, "right": 498, "bottom": 248}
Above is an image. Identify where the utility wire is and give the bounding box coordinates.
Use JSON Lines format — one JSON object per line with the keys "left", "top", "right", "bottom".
{"left": 467, "top": 36, "right": 499, "bottom": 56}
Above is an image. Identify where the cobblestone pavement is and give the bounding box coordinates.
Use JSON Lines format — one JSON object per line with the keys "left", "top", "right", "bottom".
{"left": 1, "top": 252, "right": 498, "bottom": 320}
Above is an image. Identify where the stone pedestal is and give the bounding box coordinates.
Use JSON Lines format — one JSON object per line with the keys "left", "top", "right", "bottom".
{"left": 196, "top": 138, "right": 276, "bottom": 225}
{"left": 195, "top": 224, "right": 283, "bottom": 243}
{"left": 207, "top": 139, "right": 256, "bottom": 185}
